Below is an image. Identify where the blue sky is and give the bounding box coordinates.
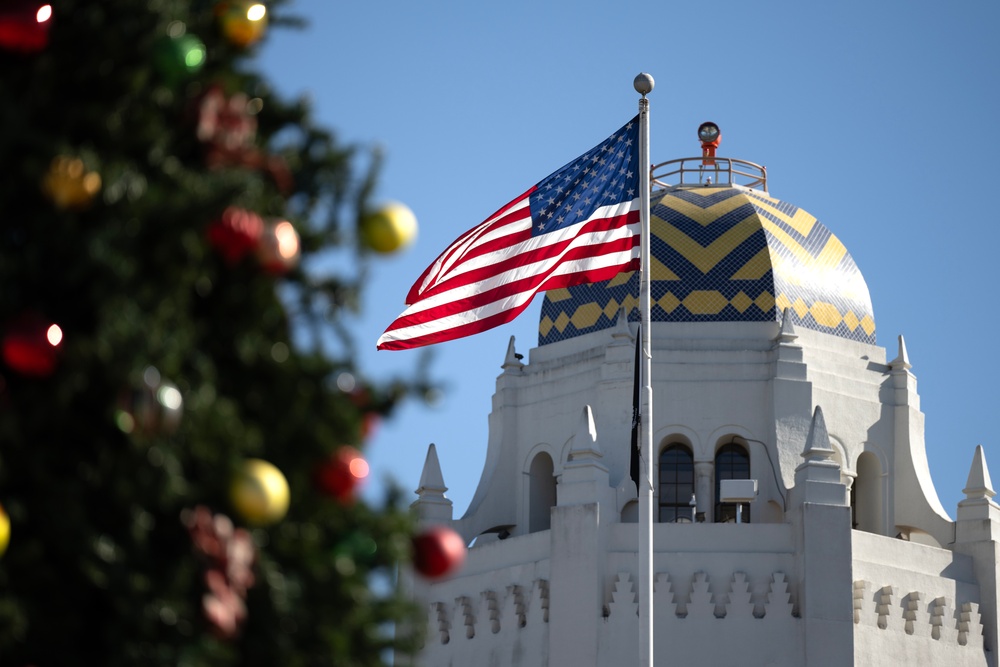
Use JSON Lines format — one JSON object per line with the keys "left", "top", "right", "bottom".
{"left": 260, "top": 0, "right": 1000, "bottom": 520}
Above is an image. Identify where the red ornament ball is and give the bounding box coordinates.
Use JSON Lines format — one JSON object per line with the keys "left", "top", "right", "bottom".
{"left": 0, "top": 2, "right": 52, "bottom": 54}
{"left": 411, "top": 525, "right": 466, "bottom": 579}
{"left": 314, "top": 447, "right": 369, "bottom": 502}
{"left": 208, "top": 206, "right": 264, "bottom": 264}
{"left": 2, "top": 314, "right": 62, "bottom": 377}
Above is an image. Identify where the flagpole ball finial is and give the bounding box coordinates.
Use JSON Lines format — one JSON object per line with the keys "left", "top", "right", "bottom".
{"left": 633, "top": 72, "right": 654, "bottom": 97}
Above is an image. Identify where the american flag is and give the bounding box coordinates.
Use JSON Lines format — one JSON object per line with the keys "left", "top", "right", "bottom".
{"left": 377, "top": 116, "right": 641, "bottom": 351}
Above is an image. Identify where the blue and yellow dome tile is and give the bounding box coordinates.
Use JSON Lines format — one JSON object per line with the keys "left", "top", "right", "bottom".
{"left": 538, "top": 186, "right": 875, "bottom": 346}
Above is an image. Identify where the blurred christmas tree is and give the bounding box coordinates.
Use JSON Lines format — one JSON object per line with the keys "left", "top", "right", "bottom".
{"left": 0, "top": 1, "right": 430, "bottom": 664}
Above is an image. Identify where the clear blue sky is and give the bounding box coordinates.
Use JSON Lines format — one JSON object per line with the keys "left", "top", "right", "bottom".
{"left": 260, "top": 0, "right": 1000, "bottom": 520}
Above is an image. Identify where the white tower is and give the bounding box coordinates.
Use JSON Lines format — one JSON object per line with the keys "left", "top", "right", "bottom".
{"left": 410, "top": 142, "right": 999, "bottom": 666}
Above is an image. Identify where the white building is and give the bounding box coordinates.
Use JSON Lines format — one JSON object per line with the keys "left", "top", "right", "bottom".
{"left": 409, "top": 151, "right": 1000, "bottom": 666}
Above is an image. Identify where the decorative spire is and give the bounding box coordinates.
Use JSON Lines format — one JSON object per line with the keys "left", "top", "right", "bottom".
{"left": 610, "top": 305, "right": 633, "bottom": 345}
{"left": 963, "top": 445, "right": 996, "bottom": 502}
{"left": 793, "top": 405, "right": 847, "bottom": 506}
{"left": 502, "top": 335, "right": 524, "bottom": 371}
{"left": 890, "top": 335, "right": 911, "bottom": 371}
{"left": 413, "top": 443, "right": 454, "bottom": 524}
{"left": 568, "top": 405, "right": 602, "bottom": 462}
{"left": 416, "top": 443, "right": 448, "bottom": 498}
{"left": 778, "top": 307, "right": 798, "bottom": 343}
{"left": 802, "top": 406, "right": 835, "bottom": 462}
{"left": 559, "top": 404, "right": 610, "bottom": 504}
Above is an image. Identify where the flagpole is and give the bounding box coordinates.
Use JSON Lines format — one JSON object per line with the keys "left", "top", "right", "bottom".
{"left": 633, "top": 72, "right": 655, "bottom": 667}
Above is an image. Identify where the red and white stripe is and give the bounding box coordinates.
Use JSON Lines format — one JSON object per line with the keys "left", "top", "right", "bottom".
{"left": 377, "top": 191, "right": 640, "bottom": 351}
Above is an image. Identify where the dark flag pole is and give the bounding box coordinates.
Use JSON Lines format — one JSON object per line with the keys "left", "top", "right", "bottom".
{"left": 630, "top": 324, "right": 641, "bottom": 495}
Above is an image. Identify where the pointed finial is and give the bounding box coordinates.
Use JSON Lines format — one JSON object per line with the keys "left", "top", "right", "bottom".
{"left": 416, "top": 443, "right": 448, "bottom": 497}
{"left": 778, "top": 308, "right": 798, "bottom": 343}
{"left": 633, "top": 73, "right": 654, "bottom": 97}
{"left": 610, "top": 305, "right": 633, "bottom": 345}
{"left": 963, "top": 445, "right": 996, "bottom": 501}
{"left": 802, "top": 406, "right": 836, "bottom": 461}
{"left": 502, "top": 335, "right": 524, "bottom": 371}
{"left": 890, "top": 335, "right": 911, "bottom": 371}
{"left": 569, "top": 405, "right": 602, "bottom": 461}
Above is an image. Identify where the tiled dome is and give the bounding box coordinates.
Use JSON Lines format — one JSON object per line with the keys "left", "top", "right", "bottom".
{"left": 538, "top": 185, "right": 874, "bottom": 345}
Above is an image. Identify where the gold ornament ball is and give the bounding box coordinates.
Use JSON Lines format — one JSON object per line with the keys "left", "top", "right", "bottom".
{"left": 229, "top": 458, "right": 289, "bottom": 525}
{"left": 42, "top": 156, "right": 101, "bottom": 210}
{"left": 0, "top": 503, "right": 9, "bottom": 557}
{"left": 360, "top": 202, "right": 418, "bottom": 254}
{"left": 217, "top": 1, "right": 268, "bottom": 48}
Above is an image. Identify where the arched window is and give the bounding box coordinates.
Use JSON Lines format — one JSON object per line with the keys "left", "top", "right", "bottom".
{"left": 715, "top": 443, "right": 750, "bottom": 523}
{"left": 854, "top": 451, "right": 882, "bottom": 534}
{"left": 528, "top": 452, "right": 556, "bottom": 532}
{"left": 658, "top": 444, "right": 694, "bottom": 523}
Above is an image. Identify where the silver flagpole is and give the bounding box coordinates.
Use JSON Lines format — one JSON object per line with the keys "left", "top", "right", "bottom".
{"left": 633, "top": 72, "right": 655, "bottom": 667}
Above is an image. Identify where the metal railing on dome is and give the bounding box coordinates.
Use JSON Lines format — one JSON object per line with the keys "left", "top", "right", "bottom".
{"left": 651, "top": 157, "right": 768, "bottom": 192}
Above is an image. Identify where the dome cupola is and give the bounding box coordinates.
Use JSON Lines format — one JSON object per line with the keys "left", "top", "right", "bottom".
{"left": 538, "top": 144, "right": 874, "bottom": 346}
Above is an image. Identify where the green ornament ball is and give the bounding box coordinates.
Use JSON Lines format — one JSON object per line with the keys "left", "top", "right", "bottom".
{"left": 153, "top": 32, "right": 206, "bottom": 82}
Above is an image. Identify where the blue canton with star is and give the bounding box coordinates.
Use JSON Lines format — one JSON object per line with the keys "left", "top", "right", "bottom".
{"left": 528, "top": 116, "right": 640, "bottom": 236}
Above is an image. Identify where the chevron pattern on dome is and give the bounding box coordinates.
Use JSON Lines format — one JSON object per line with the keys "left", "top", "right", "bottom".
{"left": 538, "top": 186, "right": 875, "bottom": 345}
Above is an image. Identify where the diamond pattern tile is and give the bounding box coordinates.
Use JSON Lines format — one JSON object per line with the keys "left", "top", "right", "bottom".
{"left": 538, "top": 186, "right": 876, "bottom": 345}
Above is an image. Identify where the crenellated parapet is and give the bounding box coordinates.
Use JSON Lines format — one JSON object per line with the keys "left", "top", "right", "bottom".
{"left": 852, "top": 579, "right": 985, "bottom": 663}
{"left": 598, "top": 569, "right": 802, "bottom": 665}
{"left": 852, "top": 530, "right": 989, "bottom": 665}
{"left": 420, "top": 578, "right": 551, "bottom": 667}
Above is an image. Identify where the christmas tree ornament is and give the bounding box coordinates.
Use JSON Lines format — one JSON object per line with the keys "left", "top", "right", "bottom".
{"left": 0, "top": 502, "right": 9, "bottom": 557}
{"left": 411, "top": 525, "right": 466, "bottom": 579}
{"left": 153, "top": 24, "right": 206, "bottom": 82}
{"left": 41, "top": 155, "right": 102, "bottom": 210}
{"left": 208, "top": 206, "right": 264, "bottom": 264}
{"left": 215, "top": 1, "right": 268, "bottom": 48}
{"left": 314, "top": 446, "right": 369, "bottom": 503}
{"left": 0, "top": 1, "right": 52, "bottom": 53}
{"left": 256, "top": 219, "right": 300, "bottom": 274}
{"left": 2, "top": 313, "right": 62, "bottom": 377}
{"left": 197, "top": 85, "right": 258, "bottom": 163}
{"left": 183, "top": 506, "right": 256, "bottom": 639}
{"left": 115, "top": 366, "right": 183, "bottom": 436}
{"left": 229, "top": 458, "right": 289, "bottom": 525}
{"left": 360, "top": 201, "right": 418, "bottom": 254}
{"left": 195, "top": 86, "right": 292, "bottom": 193}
